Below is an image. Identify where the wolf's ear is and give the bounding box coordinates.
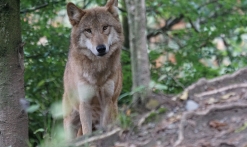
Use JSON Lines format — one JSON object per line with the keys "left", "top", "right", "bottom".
{"left": 105, "top": 0, "right": 119, "bottom": 19}
{"left": 67, "top": 2, "right": 85, "bottom": 26}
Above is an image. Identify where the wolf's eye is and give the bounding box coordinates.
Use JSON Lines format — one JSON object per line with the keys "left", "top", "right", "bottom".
{"left": 103, "top": 26, "right": 108, "bottom": 31}
{"left": 85, "top": 29, "right": 92, "bottom": 33}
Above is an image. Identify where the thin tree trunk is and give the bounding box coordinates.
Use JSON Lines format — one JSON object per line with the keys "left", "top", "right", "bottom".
{"left": 0, "top": 0, "right": 28, "bottom": 146}
{"left": 121, "top": 0, "right": 129, "bottom": 49}
{"left": 125, "top": 0, "right": 151, "bottom": 105}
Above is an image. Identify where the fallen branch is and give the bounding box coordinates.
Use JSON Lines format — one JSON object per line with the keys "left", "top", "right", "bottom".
{"left": 137, "top": 110, "right": 155, "bottom": 127}
{"left": 70, "top": 127, "right": 121, "bottom": 146}
{"left": 195, "top": 83, "right": 247, "bottom": 98}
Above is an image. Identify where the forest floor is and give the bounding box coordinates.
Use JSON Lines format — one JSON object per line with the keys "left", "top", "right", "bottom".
{"left": 70, "top": 68, "right": 247, "bottom": 147}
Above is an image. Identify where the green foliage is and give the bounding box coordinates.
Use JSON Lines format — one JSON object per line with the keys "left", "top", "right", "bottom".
{"left": 119, "top": 86, "right": 145, "bottom": 103}
{"left": 120, "top": 50, "right": 132, "bottom": 104}
{"left": 21, "top": 0, "right": 68, "bottom": 145}
{"left": 147, "top": 0, "right": 247, "bottom": 93}
{"left": 117, "top": 111, "right": 133, "bottom": 129}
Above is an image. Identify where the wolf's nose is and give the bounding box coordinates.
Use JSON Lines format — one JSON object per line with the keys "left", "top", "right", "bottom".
{"left": 96, "top": 45, "right": 106, "bottom": 55}
{"left": 96, "top": 45, "right": 106, "bottom": 53}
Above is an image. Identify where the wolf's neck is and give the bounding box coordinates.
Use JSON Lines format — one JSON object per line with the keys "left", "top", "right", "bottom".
{"left": 69, "top": 47, "right": 121, "bottom": 83}
{"left": 85, "top": 48, "right": 120, "bottom": 71}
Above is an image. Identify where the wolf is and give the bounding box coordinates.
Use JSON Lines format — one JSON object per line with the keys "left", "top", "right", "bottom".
{"left": 62, "top": 0, "right": 123, "bottom": 139}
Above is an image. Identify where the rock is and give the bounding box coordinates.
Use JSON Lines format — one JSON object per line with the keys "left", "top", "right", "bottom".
{"left": 185, "top": 100, "right": 199, "bottom": 111}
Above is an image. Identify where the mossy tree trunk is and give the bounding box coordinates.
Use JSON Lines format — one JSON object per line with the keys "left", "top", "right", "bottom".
{"left": 0, "top": 0, "right": 28, "bottom": 146}
{"left": 125, "top": 0, "right": 151, "bottom": 106}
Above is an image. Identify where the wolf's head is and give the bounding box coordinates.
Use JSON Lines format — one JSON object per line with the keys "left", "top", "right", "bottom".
{"left": 67, "top": 0, "right": 123, "bottom": 57}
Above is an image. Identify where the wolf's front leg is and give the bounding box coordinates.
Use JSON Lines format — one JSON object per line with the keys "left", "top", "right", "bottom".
{"left": 101, "top": 80, "right": 118, "bottom": 127}
{"left": 102, "top": 101, "right": 118, "bottom": 127}
{"left": 79, "top": 102, "right": 92, "bottom": 135}
{"left": 78, "top": 83, "right": 95, "bottom": 135}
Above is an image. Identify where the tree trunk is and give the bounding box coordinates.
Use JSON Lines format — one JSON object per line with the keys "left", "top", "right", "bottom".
{"left": 121, "top": 0, "right": 129, "bottom": 49}
{"left": 0, "top": 0, "right": 28, "bottom": 146}
{"left": 125, "top": 0, "right": 151, "bottom": 105}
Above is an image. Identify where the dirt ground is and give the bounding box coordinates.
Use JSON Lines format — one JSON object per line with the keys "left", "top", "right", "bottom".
{"left": 71, "top": 68, "right": 247, "bottom": 147}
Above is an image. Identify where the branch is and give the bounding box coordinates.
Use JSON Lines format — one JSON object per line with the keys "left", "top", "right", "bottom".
{"left": 146, "top": 1, "right": 229, "bottom": 39}
{"left": 118, "top": 7, "right": 127, "bottom": 13}
{"left": 187, "top": 17, "right": 199, "bottom": 33}
{"left": 20, "top": 1, "right": 63, "bottom": 14}
{"left": 20, "top": 0, "right": 125, "bottom": 13}
{"left": 82, "top": 0, "right": 91, "bottom": 9}
{"left": 147, "top": 14, "right": 184, "bottom": 39}
{"left": 21, "top": 3, "right": 48, "bottom": 13}
{"left": 221, "top": 36, "right": 234, "bottom": 62}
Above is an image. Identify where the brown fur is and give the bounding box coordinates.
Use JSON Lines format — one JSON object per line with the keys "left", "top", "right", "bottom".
{"left": 63, "top": 0, "right": 123, "bottom": 139}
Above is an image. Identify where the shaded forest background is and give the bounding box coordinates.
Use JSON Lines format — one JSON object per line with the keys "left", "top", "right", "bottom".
{"left": 19, "top": 0, "right": 247, "bottom": 146}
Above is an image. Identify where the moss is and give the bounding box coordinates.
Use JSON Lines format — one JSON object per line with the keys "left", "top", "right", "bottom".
{"left": 144, "top": 107, "right": 167, "bottom": 124}
{"left": 157, "top": 107, "right": 167, "bottom": 114}
{"left": 146, "top": 111, "right": 157, "bottom": 123}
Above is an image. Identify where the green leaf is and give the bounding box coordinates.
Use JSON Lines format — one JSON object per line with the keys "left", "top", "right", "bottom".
{"left": 34, "top": 128, "right": 44, "bottom": 134}
{"left": 27, "top": 104, "right": 40, "bottom": 113}
{"left": 37, "top": 80, "right": 45, "bottom": 88}
{"left": 149, "top": 81, "right": 168, "bottom": 90}
{"left": 235, "top": 122, "right": 247, "bottom": 133}
{"left": 50, "top": 101, "right": 63, "bottom": 119}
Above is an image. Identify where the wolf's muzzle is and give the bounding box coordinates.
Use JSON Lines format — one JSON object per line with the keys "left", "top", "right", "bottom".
{"left": 96, "top": 45, "right": 106, "bottom": 56}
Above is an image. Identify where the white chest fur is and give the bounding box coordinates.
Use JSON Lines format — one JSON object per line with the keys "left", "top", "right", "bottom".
{"left": 77, "top": 80, "right": 115, "bottom": 103}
